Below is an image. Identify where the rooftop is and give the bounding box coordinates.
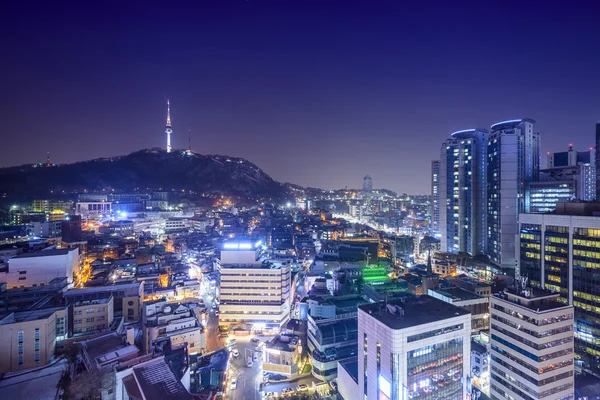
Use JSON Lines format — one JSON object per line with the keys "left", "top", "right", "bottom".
{"left": 267, "top": 335, "right": 300, "bottom": 352}
{"left": 339, "top": 357, "right": 358, "bottom": 384}
{"left": 493, "top": 287, "right": 569, "bottom": 313}
{"left": 132, "top": 358, "right": 193, "bottom": 400}
{"left": 13, "top": 248, "right": 75, "bottom": 259}
{"left": 0, "top": 306, "right": 66, "bottom": 324}
{"left": 358, "top": 295, "right": 470, "bottom": 330}
{"left": 430, "top": 287, "right": 485, "bottom": 302}
{"left": 72, "top": 296, "right": 112, "bottom": 307}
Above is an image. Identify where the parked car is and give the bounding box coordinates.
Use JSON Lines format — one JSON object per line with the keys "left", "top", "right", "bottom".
{"left": 230, "top": 378, "right": 237, "bottom": 390}
{"left": 298, "top": 384, "right": 308, "bottom": 391}
{"left": 282, "top": 388, "right": 293, "bottom": 395}
{"left": 232, "top": 349, "right": 239, "bottom": 357}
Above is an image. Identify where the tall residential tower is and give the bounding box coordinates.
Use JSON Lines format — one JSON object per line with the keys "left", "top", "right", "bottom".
{"left": 487, "top": 118, "right": 539, "bottom": 270}
{"left": 439, "top": 128, "right": 487, "bottom": 255}
{"left": 431, "top": 160, "right": 441, "bottom": 236}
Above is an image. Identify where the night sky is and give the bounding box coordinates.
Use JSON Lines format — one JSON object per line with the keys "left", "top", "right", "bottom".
{"left": 2, "top": 1, "right": 600, "bottom": 194}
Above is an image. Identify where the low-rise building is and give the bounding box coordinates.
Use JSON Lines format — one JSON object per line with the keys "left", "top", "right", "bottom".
{"left": 2, "top": 248, "right": 79, "bottom": 288}
{"left": 263, "top": 334, "right": 302, "bottom": 377}
{"left": 0, "top": 306, "right": 68, "bottom": 373}
{"left": 70, "top": 296, "right": 114, "bottom": 335}
{"left": 143, "top": 300, "right": 206, "bottom": 355}
{"left": 63, "top": 282, "right": 143, "bottom": 322}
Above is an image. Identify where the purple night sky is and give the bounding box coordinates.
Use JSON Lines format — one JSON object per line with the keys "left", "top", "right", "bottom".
{"left": 2, "top": 1, "right": 600, "bottom": 194}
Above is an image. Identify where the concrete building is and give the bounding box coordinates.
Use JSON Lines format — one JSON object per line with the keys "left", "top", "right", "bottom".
{"left": 29, "top": 220, "right": 62, "bottom": 238}
{"left": 218, "top": 239, "right": 291, "bottom": 331}
{"left": 76, "top": 201, "right": 112, "bottom": 217}
{"left": 143, "top": 300, "right": 206, "bottom": 355}
{"left": 490, "top": 287, "right": 574, "bottom": 400}
{"left": 518, "top": 205, "right": 600, "bottom": 376}
{"left": 70, "top": 296, "right": 114, "bottom": 335}
{"left": 0, "top": 306, "right": 68, "bottom": 373}
{"left": 63, "top": 282, "right": 143, "bottom": 322}
{"left": 2, "top": 248, "right": 79, "bottom": 288}
{"left": 487, "top": 118, "right": 539, "bottom": 270}
{"left": 263, "top": 334, "right": 302, "bottom": 377}
{"left": 363, "top": 175, "right": 373, "bottom": 193}
{"left": 428, "top": 287, "right": 489, "bottom": 331}
{"left": 357, "top": 296, "right": 471, "bottom": 400}
{"left": 439, "top": 128, "right": 487, "bottom": 255}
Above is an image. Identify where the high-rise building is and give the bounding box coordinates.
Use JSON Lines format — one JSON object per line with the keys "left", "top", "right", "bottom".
{"left": 357, "top": 296, "right": 471, "bottom": 400}
{"left": 518, "top": 203, "right": 600, "bottom": 377}
{"left": 490, "top": 287, "right": 574, "bottom": 400}
{"left": 487, "top": 118, "right": 539, "bottom": 270}
{"left": 595, "top": 123, "right": 600, "bottom": 199}
{"left": 363, "top": 175, "right": 373, "bottom": 193}
{"left": 530, "top": 145, "right": 597, "bottom": 213}
{"left": 430, "top": 160, "right": 440, "bottom": 236}
{"left": 439, "top": 128, "right": 487, "bottom": 255}
{"left": 218, "top": 239, "right": 291, "bottom": 331}
{"left": 165, "top": 99, "right": 172, "bottom": 153}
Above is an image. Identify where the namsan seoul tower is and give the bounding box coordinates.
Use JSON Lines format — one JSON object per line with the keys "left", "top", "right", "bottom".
{"left": 165, "top": 99, "right": 172, "bottom": 153}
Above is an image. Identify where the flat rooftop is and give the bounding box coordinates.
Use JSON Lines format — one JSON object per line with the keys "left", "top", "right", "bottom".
{"left": 72, "top": 296, "right": 112, "bottom": 307}
{"left": 430, "top": 287, "right": 484, "bottom": 301}
{"left": 339, "top": 357, "right": 358, "bottom": 384}
{"left": 13, "top": 248, "right": 75, "bottom": 259}
{"left": 493, "top": 288, "right": 569, "bottom": 312}
{"left": 267, "top": 335, "right": 299, "bottom": 352}
{"left": 0, "top": 306, "right": 66, "bottom": 324}
{"left": 358, "top": 295, "right": 470, "bottom": 330}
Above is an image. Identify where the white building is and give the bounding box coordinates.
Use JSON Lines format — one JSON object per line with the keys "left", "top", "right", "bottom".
{"left": 142, "top": 300, "right": 206, "bottom": 355}
{"left": 357, "top": 295, "right": 471, "bottom": 400}
{"left": 218, "top": 239, "right": 291, "bottom": 331}
{"left": 76, "top": 201, "right": 112, "bottom": 217}
{"left": 490, "top": 287, "right": 574, "bottom": 400}
{"left": 2, "top": 248, "right": 79, "bottom": 288}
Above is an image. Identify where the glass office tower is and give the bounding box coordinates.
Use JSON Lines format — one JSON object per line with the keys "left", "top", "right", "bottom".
{"left": 439, "top": 128, "right": 487, "bottom": 255}
{"left": 487, "top": 119, "right": 539, "bottom": 270}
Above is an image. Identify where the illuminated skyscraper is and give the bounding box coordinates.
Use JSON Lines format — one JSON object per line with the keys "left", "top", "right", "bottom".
{"left": 363, "top": 175, "right": 373, "bottom": 193}
{"left": 431, "top": 160, "right": 440, "bottom": 235}
{"left": 439, "top": 128, "right": 487, "bottom": 255}
{"left": 487, "top": 118, "right": 539, "bottom": 270}
{"left": 165, "top": 99, "right": 172, "bottom": 153}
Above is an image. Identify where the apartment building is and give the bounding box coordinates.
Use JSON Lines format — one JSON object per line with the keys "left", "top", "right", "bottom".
{"left": 2, "top": 248, "right": 79, "bottom": 288}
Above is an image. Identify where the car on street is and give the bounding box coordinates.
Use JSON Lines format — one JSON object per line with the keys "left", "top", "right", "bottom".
{"left": 246, "top": 360, "right": 253, "bottom": 367}
{"left": 232, "top": 349, "right": 239, "bottom": 357}
{"left": 253, "top": 352, "right": 259, "bottom": 362}
{"left": 282, "top": 388, "right": 293, "bottom": 395}
{"left": 230, "top": 377, "right": 237, "bottom": 390}
{"left": 298, "top": 384, "right": 308, "bottom": 391}
{"left": 251, "top": 338, "right": 261, "bottom": 345}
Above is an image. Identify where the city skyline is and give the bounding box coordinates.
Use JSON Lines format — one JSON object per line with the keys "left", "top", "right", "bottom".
{"left": 2, "top": 2, "right": 600, "bottom": 194}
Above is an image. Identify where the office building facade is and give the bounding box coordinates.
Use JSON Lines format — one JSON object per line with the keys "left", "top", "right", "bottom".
{"left": 357, "top": 296, "right": 471, "bottom": 400}
{"left": 490, "top": 288, "right": 574, "bottom": 400}
{"left": 218, "top": 239, "right": 291, "bottom": 331}
{"left": 518, "top": 208, "right": 600, "bottom": 377}
{"left": 439, "top": 128, "right": 487, "bottom": 255}
{"left": 487, "top": 118, "right": 539, "bottom": 270}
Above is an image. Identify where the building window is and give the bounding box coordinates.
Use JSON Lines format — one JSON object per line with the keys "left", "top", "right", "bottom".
{"left": 363, "top": 333, "right": 368, "bottom": 399}
{"left": 34, "top": 328, "right": 40, "bottom": 340}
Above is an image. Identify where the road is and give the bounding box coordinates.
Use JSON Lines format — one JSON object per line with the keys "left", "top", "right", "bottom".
{"left": 202, "top": 293, "right": 223, "bottom": 352}
{"left": 263, "top": 375, "right": 321, "bottom": 397}
{"left": 227, "top": 336, "right": 263, "bottom": 400}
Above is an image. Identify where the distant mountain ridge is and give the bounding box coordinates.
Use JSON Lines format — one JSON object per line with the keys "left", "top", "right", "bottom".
{"left": 0, "top": 149, "right": 291, "bottom": 200}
